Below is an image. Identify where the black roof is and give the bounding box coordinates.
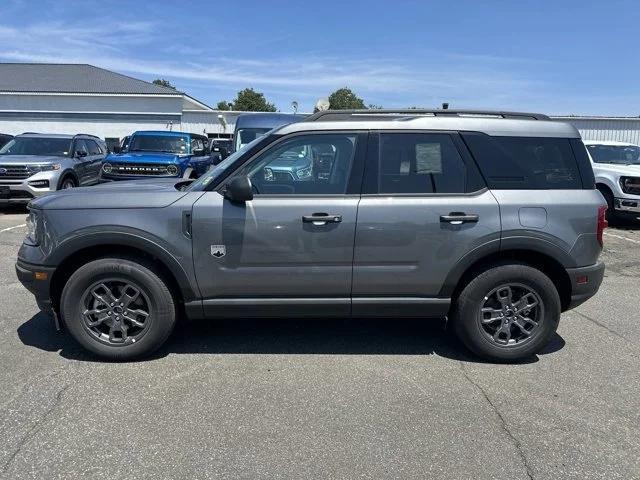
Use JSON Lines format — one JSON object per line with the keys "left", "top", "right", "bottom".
{"left": 0, "top": 63, "right": 182, "bottom": 95}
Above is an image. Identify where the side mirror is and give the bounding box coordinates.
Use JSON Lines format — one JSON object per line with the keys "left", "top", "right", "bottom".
{"left": 112, "top": 145, "right": 122, "bottom": 154}
{"left": 75, "top": 150, "right": 87, "bottom": 158}
{"left": 224, "top": 176, "right": 253, "bottom": 203}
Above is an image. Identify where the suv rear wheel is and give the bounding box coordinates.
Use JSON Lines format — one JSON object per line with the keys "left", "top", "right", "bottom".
{"left": 451, "top": 264, "right": 560, "bottom": 362}
{"left": 60, "top": 258, "right": 176, "bottom": 360}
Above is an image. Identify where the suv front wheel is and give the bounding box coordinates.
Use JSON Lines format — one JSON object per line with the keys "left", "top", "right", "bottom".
{"left": 60, "top": 258, "right": 176, "bottom": 360}
{"left": 451, "top": 264, "right": 560, "bottom": 362}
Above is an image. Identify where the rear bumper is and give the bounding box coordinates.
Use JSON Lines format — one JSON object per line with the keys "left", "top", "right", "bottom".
{"left": 15, "top": 259, "right": 56, "bottom": 314}
{"left": 565, "top": 262, "right": 605, "bottom": 310}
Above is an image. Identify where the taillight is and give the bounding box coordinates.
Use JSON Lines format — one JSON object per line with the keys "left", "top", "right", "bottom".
{"left": 597, "top": 205, "right": 608, "bottom": 247}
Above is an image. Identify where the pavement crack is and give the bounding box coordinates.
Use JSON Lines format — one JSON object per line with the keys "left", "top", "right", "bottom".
{"left": 460, "top": 363, "right": 534, "bottom": 480}
{"left": 1, "top": 383, "right": 70, "bottom": 475}
{"left": 573, "top": 310, "right": 631, "bottom": 343}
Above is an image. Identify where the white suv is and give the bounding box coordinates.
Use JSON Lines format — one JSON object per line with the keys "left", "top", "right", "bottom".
{"left": 584, "top": 140, "right": 640, "bottom": 220}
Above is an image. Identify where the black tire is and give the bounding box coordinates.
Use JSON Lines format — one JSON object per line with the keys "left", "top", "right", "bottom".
{"left": 60, "top": 258, "right": 176, "bottom": 360}
{"left": 450, "top": 264, "right": 560, "bottom": 362}
{"left": 59, "top": 176, "right": 77, "bottom": 190}
{"left": 597, "top": 186, "right": 615, "bottom": 222}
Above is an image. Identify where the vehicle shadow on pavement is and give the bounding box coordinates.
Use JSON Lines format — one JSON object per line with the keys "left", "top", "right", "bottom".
{"left": 0, "top": 205, "right": 28, "bottom": 215}
{"left": 609, "top": 217, "right": 640, "bottom": 231}
{"left": 17, "top": 313, "right": 565, "bottom": 364}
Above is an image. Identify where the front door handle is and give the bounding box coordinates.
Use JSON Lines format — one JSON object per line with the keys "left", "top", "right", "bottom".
{"left": 302, "top": 213, "right": 342, "bottom": 224}
{"left": 440, "top": 212, "right": 479, "bottom": 225}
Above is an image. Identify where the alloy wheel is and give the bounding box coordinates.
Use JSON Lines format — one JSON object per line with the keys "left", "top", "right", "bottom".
{"left": 81, "top": 279, "right": 151, "bottom": 345}
{"left": 478, "top": 283, "right": 543, "bottom": 347}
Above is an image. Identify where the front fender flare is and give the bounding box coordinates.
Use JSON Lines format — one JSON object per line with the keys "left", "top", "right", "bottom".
{"left": 47, "top": 226, "right": 198, "bottom": 302}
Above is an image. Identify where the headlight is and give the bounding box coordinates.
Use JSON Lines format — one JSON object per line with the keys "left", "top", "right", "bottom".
{"left": 296, "top": 165, "right": 313, "bottom": 179}
{"left": 102, "top": 163, "right": 112, "bottom": 174}
{"left": 29, "top": 163, "right": 61, "bottom": 173}
{"left": 620, "top": 176, "right": 640, "bottom": 195}
{"left": 166, "top": 164, "right": 179, "bottom": 176}
{"left": 25, "top": 210, "right": 39, "bottom": 246}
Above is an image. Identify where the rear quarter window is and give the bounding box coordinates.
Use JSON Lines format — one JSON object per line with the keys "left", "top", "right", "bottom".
{"left": 461, "top": 133, "right": 585, "bottom": 189}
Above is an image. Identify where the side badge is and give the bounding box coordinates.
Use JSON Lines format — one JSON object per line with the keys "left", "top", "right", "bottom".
{"left": 210, "top": 245, "right": 226, "bottom": 258}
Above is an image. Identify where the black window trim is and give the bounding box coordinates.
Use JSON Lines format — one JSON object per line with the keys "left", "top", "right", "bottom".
{"left": 214, "top": 130, "right": 369, "bottom": 197}
{"left": 361, "top": 129, "right": 488, "bottom": 197}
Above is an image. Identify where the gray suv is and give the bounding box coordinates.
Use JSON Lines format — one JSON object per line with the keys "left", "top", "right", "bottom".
{"left": 16, "top": 110, "right": 606, "bottom": 362}
{"left": 0, "top": 133, "right": 107, "bottom": 204}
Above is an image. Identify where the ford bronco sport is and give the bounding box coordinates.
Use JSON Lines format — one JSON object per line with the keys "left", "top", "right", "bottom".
{"left": 16, "top": 110, "right": 606, "bottom": 362}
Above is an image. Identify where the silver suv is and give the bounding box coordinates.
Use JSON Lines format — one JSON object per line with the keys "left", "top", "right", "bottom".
{"left": 16, "top": 110, "right": 606, "bottom": 362}
{"left": 0, "top": 133, "right": 107, "bottom": 204}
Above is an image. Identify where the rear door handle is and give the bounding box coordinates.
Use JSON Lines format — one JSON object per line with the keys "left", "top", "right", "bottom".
{"left": 302, "top": 213, "right": 342, "bottom": 224}
{"left": 440, "top": 212, "right": 479, "bottom": 225}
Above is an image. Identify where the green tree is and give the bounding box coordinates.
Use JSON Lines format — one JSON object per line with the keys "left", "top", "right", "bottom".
{"left": 152, "top": 78, "right": 176, "bottom": 89}
{"left": 328, "top": 87, "right": 366, "bottom": 110}
{"left": 231, "top": 88, "right": 277, "bottom": 112}
{"left": 216, "top": 101, "right": 233, "bottom": 111}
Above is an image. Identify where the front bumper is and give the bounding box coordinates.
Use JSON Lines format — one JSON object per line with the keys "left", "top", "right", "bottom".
{"left": 614, "top": 197, "right": 640, "bottom": 214}
{"left": 565, "top": 262, "right": 605, "bottom": 310}
{"left": 15, "top": 259, "right": 56, "bottom": 314}
{"left": 100, "top": 172, "right": 181, "bottom": 182}
{"left": 0, "top": 173, "right": 60, "bottom": 204}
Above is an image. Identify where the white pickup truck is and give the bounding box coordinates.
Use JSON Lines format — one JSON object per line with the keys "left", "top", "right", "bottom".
{"left": 584, "top": 140, "right": 640, "bottom": 221}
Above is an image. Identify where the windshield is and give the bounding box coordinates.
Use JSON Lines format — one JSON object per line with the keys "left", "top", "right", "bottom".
{"left": 235, "top": 128, "right": 271, "bottom": 151}
{"left": 0, "top": 137, "right": 71, "bottom": 156}
{"left": 188, "top": 134, "right": 269, "bottom": 191}
{"left": 587, "top": 144, "right": 640, "bottom": 165}
{"left": 129, "top": 135, "right": 189, "bottom": 154}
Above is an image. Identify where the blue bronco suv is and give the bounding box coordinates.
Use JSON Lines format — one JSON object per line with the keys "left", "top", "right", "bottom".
{"left": 101, "top": 130, "right": 212, "bottom": 181}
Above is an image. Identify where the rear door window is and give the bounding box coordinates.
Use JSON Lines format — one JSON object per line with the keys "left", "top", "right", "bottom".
{"left": 462, "top": 133, "right": 583, "bottom": 189}
{"left": 377, "top": 133, "right": 484, "bottom": 194}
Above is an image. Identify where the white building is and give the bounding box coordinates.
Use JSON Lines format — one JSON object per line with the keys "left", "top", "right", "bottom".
{"left": 0, "top": 63, "right": 240, "bottom": 149}
{"left": 552, "top": 116, "right": 640, "bottom": 145}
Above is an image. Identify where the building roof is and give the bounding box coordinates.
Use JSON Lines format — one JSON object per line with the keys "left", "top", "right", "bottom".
{"left": 0, "top": 63, "right": 182, "bottom": 95}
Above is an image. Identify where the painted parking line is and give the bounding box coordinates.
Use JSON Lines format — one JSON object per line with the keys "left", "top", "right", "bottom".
{"left": 0, "top": 224, "right": 26, "bottom": 233}
{"left": 604, "top": 231, "right": 640, "bottom": 245}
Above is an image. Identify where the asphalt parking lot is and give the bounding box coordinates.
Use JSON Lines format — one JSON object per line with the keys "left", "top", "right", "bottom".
{"left": 0, "top": 207, "right": 639, "bottom": 480}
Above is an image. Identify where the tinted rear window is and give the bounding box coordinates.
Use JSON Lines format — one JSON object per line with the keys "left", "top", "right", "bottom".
{"left": 462, "top": 133, "right": 584, "bottom": 189}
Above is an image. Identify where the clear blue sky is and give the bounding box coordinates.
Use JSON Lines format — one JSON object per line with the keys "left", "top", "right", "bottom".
{"left": 1, "top": 0, "right": 639, "bottom": 114}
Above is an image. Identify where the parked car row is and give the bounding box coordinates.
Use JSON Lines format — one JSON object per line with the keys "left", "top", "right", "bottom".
{"left": 0, "top": 130, "right": 227, "bottom": 204}
{"left": 2, "top": 117, "right": 640, "bottom": 225}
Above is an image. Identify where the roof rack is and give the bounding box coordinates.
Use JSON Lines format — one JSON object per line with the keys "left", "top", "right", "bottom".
{"left": 304, "top": 109, "right": 550, "bottom": 122}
